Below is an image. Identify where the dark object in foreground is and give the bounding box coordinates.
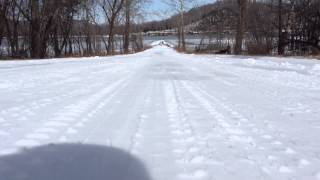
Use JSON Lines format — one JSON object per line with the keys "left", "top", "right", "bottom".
{"left": 0, "top": 144, "right": 151, "bottom": 180}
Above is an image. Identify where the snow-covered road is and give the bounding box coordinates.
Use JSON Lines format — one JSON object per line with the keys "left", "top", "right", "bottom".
{"left": 0, "top": 45, "right": 320, "bottom": 180}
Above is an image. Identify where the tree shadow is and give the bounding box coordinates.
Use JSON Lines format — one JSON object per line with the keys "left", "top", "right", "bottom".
{"left": 0, "top": 143, "right": 151, "bottom": 180}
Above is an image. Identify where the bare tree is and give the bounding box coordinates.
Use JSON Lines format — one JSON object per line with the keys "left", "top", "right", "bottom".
{"left": 178, "top": 0, "right": 186, "bottom": 51}
{"left": 166, "top": 0, "right": 194, "bottom": 51}
{"left": 83, "top": 0, "right": 95, "bottom": 55}
{"left": 0, "top": 0, "right": 9, "bottom": 46}
{"left": 5, "top": 0, "right": 23, "bottom": 57}
{"left": 1, "top": 0, "right": 318, "bottom": 59}
{"left": 100, "top": 0, "right": 125, "bottom": 55}
{"left": 0, "top": 0, "right": 9, "bottom": 50}
{"left": 14, "top": 0, "right": 60, "bottom": 58}
{"left": 51, "top": 0, "right": 80, "bottom": 57}
{"left": 122, "top": 0, "right": 147, "bottom": 53}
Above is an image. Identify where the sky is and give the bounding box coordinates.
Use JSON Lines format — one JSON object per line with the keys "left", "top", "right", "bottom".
{"left": 144, "top": 0, "right": 213, "bottom": 21}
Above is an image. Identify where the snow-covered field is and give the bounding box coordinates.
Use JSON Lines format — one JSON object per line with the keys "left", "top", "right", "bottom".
{"left": 0, "top": 44, "right": 320, "bottom": 180}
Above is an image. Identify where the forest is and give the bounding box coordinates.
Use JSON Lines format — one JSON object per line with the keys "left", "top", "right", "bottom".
{"left": 0, "top": 0, "right": 319, "bottom": 59}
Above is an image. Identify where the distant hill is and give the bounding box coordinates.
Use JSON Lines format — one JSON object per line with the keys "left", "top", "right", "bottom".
{"left": 137, "top": 3, "right": 217, "bottom": 33}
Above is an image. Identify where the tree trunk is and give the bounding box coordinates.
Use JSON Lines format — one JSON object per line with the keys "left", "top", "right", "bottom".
{"left": 278, "top": 0, "right": 284, "bottom": 55}
{"left": 181, "top": 12, "right": 186, "bottom": 51}
{"left": 0, "top": 0, "right": 9, "bottom": 51}
{"left": 107, "top": 20, "right": 115, "bottom": 55}
{"left": 123, "top": 0, "right": 130, "bottom": 54}
{"left": 101, "top": 0, "right": 125, "bottom": 55}
{"left": 30, "top": 0, "right": 41, "bottom": 58}
{"left": 53, "top": 27, "right": 62, "bottom": 57}
{"left": 179, "top": 0, "right": 186, "bottom": 51}
{"left": 235, "top": 0, "right": 247, "bottom": 55}
{"left": 0, "top": 12, "right": 5, "bottom": 50}
{"left": 177, "top": 26, "right": 181, "bottom": 48}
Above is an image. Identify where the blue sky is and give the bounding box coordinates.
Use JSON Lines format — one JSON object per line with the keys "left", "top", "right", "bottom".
{"left": 145, "top": 0, "right": 213, "bottom": 21}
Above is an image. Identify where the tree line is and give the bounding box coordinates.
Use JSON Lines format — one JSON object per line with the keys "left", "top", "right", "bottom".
{"left": 0, "top": 0, "right": 319, "bottom": 59}
{"left": 196, "top": 0, "right": 320, "bottom": 55}
{"left": 0, "top": 0, "right": 146, "bottom": 59}
{"left": 138, "top": 0, "right": 319, "bottom": 56}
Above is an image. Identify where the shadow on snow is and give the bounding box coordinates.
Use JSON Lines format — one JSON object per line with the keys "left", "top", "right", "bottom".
{"left": 0, "top": 143, "right": 151, "bottom": 180}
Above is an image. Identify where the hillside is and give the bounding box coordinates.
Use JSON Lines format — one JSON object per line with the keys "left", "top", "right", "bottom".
{"left": 139, "top": 3, "right": 217, "bottom": 33}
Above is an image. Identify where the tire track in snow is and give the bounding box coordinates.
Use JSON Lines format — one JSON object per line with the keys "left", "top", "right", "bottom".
{"left": 182, "top": 80, "right": 317, "bottom": 179}
{"left": 181, "top": 80, "right": 272, "bottom": 179}
{"left": 0, "top": 64, "right": 130, "bottom": 145}
{"left": 164, "top": 80, "right": 209, "bottom": 180}
{"left": 194, "top": 81, "right": 315, "bottom": 174}
{"left": 59, "top": 76, "right": 133, "bottom": 144}
{"left": 0, "top": 76, "right": 131, "bottom": 155}
{"left": 128, "top": 81, "right": 155, "bottom": 155}
{"left": 129, "top": 79, "right": 180, "bottom": 180}
{"left": 81, "top": 78, "right": 153, "bottom": 149}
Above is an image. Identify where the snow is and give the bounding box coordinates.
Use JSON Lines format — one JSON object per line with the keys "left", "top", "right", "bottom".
{"left": 150, "top": 40, "right": 175, "bottom": 48}
{"left": 0, "top": 44, "right": 320, "bottom": 180}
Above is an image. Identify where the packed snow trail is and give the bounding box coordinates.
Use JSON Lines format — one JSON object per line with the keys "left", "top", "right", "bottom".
{"left": 0, "top": 45, "right": 320, "bottom": 180}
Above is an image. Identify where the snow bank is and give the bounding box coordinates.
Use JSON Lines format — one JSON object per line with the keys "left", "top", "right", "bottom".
{"left": 150, "top": 40, "right": 174, "bottom": 48}
{"left": 311, "top": 64, "right": 320, "bottom": 75}
{"left": 213, "top": 56, "right": 320, "bottom": 75}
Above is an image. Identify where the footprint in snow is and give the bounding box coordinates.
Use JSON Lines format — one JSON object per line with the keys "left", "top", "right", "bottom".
{"left": 82, "top": 118, "right": 90, "bottom": 122}
{"left": 2, "top": 123, "right": 13, "bottom": 127}
{"left": 272, "top": 141, "right": 283, "bottom": 145}
{"left": 278, "top": 166, "right": 292, "bottom": 173}
{"left": 0, "top": 148, "right": 19, "bottom": 155}
{"left": 173, "top": 149, "right": 184, "bottom": 154}
{"left": 171, "top": 130, "right": 184, "bottom": 135}
{"left": 134, "top": 133, "right": 144, "bottom": 139}
{"left": 170, "top": 124, "right": 179, "bottom": 129}
{"left": 75, "top": 122, "right": 84, "bottom": 127}
{"left": 240, "top": 118, "right": 249, "bottom": 122}
{"left": 262, "top": 135, "right": 273, "bottom": 140}
{"left": 190, "top": 156, "right": 205, "bottom": 164}
{"left": 54, "top": 116, "right": 75, "bottom": 122}
{"left": 18, "top": 116, "right": 28, "bottom": 121}
{"left": 36, "top": 127, "right": 58, "bottom": 133}
{"left": 66, "top": 128, "right": 78, "bottom": 134}
{"left": 45, "top": 121, "right": 68, "bottom": 127}
{"left": 178, "top": 170, "right": 208, "bottom": 179}
{"left": 15, "top": 139, "right": 40, "bottom": 147}
{"left": 285, "top": 147, "right": 296, "bottom": 155}
{"left": 26, "top": 133, "right": 50, "bottom": 140}
{"left": 188, "top": 147, "right": 200, "bottom": 153}
{"left": 0, "top": 117, "right": 6, "bottom": 123}
{"left": 267, "top": 155, "right": 278, "bottom": 160}
{"left": 298, "top": 159, "right": 310, "bottom": 167}
{"left": 0, "top": 130, "right": 10, "bottom": 136}
{"left": 140, "top": 114, "right": 149, "bottom": 119}
{"left": 58, "top": 136, "right": 68, "bottom": 142}
{"left": 175, "top": 158, "right": 187, "bottom": 164}
{"left": 231, "top": 111, "right": 239, "bottom": 116}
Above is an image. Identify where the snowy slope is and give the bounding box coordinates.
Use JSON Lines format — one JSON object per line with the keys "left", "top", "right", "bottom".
{"left": 0, "top": 45, "right": 320, "bottom": 180}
